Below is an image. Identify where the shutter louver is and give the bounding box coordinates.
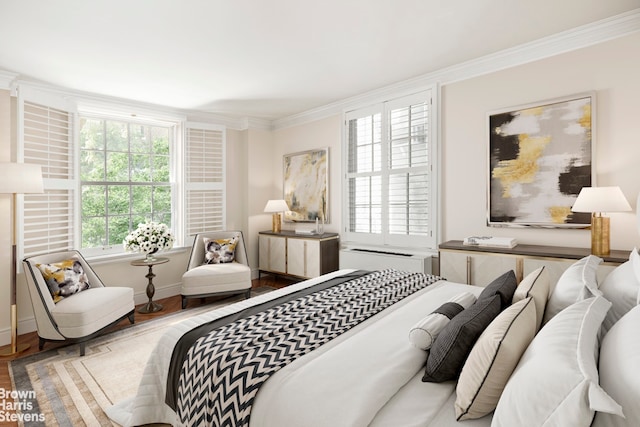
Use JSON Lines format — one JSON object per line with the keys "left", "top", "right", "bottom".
{"left": 22, "top": 101, "right": 75, "bottom": 257}
{"left": 185, "top": 126, "right": 225, "bottom": 237}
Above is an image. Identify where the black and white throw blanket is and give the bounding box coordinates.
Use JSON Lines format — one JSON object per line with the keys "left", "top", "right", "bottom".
{"left": 174, "top": 269, "right": 441, "bottom": 426}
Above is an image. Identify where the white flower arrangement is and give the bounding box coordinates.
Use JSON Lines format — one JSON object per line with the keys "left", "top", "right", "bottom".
{"left": 123, "top": 221, "right": 175, "bottom": 256}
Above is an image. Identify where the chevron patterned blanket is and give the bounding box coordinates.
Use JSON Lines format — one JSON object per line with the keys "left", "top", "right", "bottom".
{"left": 173, "top": 269, "right": 441, "bottom": 426}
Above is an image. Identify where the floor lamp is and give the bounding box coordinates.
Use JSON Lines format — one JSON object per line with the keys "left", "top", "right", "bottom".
{"left": 0, "top": 162, "right": 44, "bottom": 357}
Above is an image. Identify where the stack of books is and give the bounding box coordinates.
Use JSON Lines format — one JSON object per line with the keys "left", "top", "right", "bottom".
{"left": 463, "top": 236, "right": 517, "bottom": 248}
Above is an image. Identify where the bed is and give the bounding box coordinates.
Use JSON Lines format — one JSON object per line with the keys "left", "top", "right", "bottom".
{"left": 107, "top": 252, "right": 640, "bottom": 427}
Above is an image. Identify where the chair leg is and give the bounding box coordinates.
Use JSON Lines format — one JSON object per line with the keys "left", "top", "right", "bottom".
{"left": 39, "top": 337, "right": 45, "bottom": 351}
{"left": 182, "top": 296, "right": 187, "bottom": 310}
{"left": 245, "top": 289, "right": 251, "bottom": 299}
{"left": 79, "top": 342, "right": 86, "bottom": 357}
{"left": 128, "top": 312, "right": 135, "bottom": 324}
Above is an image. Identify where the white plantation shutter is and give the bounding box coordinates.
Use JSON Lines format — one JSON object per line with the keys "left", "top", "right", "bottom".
{"left": 21, "top": 101, "right": 76, "bottom": 257}
{"left": 387, "top": 98, "right": 430, "bottom": 239}
{"left": 185, "top": 124, "right": 225, "bottom": 237}
{"left": 344, "top": 89, "right": 437, "bottom": 249}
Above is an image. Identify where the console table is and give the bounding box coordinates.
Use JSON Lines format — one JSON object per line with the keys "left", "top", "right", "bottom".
{"left": 438, "top": 240, "right": 629, "bottom": 287}
{"left": 259, "top": 231, "right": 339, "bottom": 280}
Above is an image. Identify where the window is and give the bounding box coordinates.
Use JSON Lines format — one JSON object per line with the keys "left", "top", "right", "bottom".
{"left": 343, "top": 90, "right": 437, "bottom": 250}
{"left": 18, "top": 87, "right": 227, "bottom": 260}
{"left": 79, "top": 118, "right": 173, "bottom": 252}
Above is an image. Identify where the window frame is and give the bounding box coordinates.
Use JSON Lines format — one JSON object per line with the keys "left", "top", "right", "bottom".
{"left": 16, "top": 85, "right": 227, "bottom": 261}
{"left": 77, "top": 113, "right": 179, "bottom": 258}
{"left": 341, "top": 88, "right": 439, "bottom": 251}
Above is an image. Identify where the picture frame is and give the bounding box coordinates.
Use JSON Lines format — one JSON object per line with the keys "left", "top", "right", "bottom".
{"left": 487, "top": 92, "right": 594, "bottom": 228}
{"left": 283, "top": 148, "right": 329, "bottom": 223}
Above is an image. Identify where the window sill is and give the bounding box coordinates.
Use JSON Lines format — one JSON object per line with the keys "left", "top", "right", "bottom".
{"left": 83, "top": 246, "right": 191, "bottom": 265}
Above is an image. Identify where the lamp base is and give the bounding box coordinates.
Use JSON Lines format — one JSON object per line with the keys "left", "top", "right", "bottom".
{"left": 272, "top": 213, "right": 282, "bottom": 233}
{"left": 590, "top": 214, "right": 610, "bottom": 256}
{"left": 0, "top": 343, "right": 30, "bottom": 357}
{"left": 0, "top": 304, "right": 30, "bottom": 357}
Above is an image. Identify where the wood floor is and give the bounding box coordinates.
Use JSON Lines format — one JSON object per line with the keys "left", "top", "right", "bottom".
{"left": 0, "top": 275, "right": 295, "bottom": 422}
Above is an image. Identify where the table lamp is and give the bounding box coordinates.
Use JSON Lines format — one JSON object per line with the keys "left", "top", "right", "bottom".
{"left": 264, "top": 199, "right": 289, "bottom": 233}
{"left": 571, "top": 186, "right": 631, "bottom": 256}
{"left": 0, "top": 162, "right": 44, "bottom": 356}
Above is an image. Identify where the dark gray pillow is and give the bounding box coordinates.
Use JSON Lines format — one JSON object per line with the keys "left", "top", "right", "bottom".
{"left": 422, "top": 294, "right": 502, "bottom": 383}
{"left": 478, "top": 270, "right": 517, "bottom": 309}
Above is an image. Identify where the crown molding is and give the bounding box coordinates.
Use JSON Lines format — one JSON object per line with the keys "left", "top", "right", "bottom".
{"left": 272, "top": 8, "right": 640, "bottom": 130}
{"left": 0, "top": 70, "right": 19, "bottom": 90}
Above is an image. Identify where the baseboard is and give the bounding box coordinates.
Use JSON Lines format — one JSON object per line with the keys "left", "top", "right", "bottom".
{"left": 135, "top": 282, "right": 181, "bottom": 305}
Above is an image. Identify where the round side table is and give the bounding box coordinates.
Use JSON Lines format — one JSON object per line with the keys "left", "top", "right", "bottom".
{"left": 131, "top": 257, "right": 169, "bottom": 314}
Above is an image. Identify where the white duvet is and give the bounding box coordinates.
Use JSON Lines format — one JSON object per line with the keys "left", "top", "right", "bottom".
{"left": 107, "top": 270, "right": 491, "bottom": 427}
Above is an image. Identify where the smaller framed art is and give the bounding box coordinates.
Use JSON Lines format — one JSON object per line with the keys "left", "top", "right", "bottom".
{"left": 487, "top": 93, "right": 594, "bottom": 228}
{"left": 283, "top": 148, "right": 328, "bottom": 223}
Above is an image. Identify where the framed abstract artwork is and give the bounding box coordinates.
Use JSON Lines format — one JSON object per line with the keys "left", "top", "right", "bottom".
{"left": 283, "top": 148, "right": 328, "bottom": 223}
{"left": 488, "top": 93, "right": 594, "bottom": 228}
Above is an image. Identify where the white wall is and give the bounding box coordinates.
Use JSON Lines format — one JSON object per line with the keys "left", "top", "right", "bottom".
{"left": 245, "top": 128, "right": 277, "bottom": 274}
{"left": 272, "top": 115, "right": 343, "bottom": 234}
{"left": 442, "top": 32, "right": 640, "bottom": 251}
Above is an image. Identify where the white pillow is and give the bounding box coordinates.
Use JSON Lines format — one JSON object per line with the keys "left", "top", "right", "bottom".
{"left": 493, "top": 296, "right": 623, "bottom": 427}
{"left": 599, "top": 248, "right": 640, "bottom": 333}
{"left": 408, "top": 292, "right": 476, "bottom": 350}
{"left": 543, "top": 255, "right": 603, "bottom": 324}
{"left": 455, "top": 297, "right": 536, "bottom": 420}
{"left": 512, "top": 266, "right": 549, "bottom": 331}
{"left": 593, "top": 305, "right": 640, "bottom": 427}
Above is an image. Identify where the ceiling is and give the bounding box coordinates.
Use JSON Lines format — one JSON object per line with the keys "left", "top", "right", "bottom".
{"left": 0, "top": 1, "right": 638, "bottom": 120}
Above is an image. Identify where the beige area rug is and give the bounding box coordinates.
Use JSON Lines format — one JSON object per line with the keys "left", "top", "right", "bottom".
{"left": 9, "top": 288, "right": 275, "bottom": 427}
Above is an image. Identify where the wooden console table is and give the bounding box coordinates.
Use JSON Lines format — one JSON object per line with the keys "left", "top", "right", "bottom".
{"left": 438, "top": 240, "right": 629, "bottom": 287}
{"left": 259, "top": 230, "right": 339, "bottom": 280}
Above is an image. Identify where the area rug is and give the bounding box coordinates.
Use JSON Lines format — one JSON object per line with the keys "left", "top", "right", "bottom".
{"left": 8, "top": 288, "right": 275, "bottom": 427}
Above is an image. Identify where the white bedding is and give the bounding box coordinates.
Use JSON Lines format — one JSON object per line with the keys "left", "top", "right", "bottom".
{"left": 107, "top": 270, "right": 489, "bottom": 427}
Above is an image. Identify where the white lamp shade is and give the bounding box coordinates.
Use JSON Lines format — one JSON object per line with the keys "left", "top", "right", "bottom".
{"left": 571, "top": 186, "right": 631, "bottom": 213}
{"left": 0, "top": 162, "right": 44, "bottom": 194}
{"left": 264, "top": 199, "right": 289, "bottom": 213}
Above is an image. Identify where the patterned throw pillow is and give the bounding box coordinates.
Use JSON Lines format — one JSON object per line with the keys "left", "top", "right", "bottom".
{"left": 37, "top": 259, "right": 91, "bottom": 303}
{"left": 204, "top": 236, "right": 239, "bottom": 264}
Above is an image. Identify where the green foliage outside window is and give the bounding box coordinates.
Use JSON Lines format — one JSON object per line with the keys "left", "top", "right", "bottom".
{"left": 80, "top": 118, "right": 172, "bottom": 249}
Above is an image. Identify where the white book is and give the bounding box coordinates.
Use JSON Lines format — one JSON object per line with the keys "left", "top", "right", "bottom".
{"left": 463, "top": 236, "right": 517, "bottom": 248}
{"left": 294, "top": 228, "right": 317, "bottom": 235}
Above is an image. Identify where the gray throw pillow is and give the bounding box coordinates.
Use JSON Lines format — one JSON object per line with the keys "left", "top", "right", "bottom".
{"left": 478, "top": 270, "right": 517, "bottom": 309}
{"left": 422, "top": 294, "right": 502, "bottom": 383}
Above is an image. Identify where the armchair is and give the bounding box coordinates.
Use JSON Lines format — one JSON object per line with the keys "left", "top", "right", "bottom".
{"left": 23, "top": 250, "right": 135, "bottom": 356}
{"left": 181, "top": 231, "right": 252, "bottom": 309}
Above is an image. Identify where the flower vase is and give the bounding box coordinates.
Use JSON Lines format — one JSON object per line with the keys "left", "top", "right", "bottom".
{"left": 145, "top": 248, "right": 159, "bottom": 262}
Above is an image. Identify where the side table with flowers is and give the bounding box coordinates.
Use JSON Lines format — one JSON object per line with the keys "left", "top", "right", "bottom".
{"left": 124, "top": 222, "right": 175, "bottom": 314}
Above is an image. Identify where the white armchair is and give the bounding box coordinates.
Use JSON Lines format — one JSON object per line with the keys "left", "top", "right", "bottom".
{"left": 181, "top": 231, "right": 252, "bottom": 309}
{"left": 23, "top": 250, "right": 135, "bottom": 356}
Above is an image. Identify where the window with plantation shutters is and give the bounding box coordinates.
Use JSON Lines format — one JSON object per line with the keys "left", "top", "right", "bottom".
{"left": 344, "top": 90, "right": 437, "bottom": 249}
{"left": 17, "top": 87, "right": 228, "bottom": 259}
{"left": 185, "top": 124, "right": 225, "bottom": 237}
{"left": 22, "top": 101, "right": 76, "bottom": 258}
